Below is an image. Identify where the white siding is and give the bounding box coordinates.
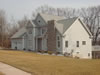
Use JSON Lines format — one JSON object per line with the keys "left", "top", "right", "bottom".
{"left": 62, "top": 19, "right": 92, "bottom": 59}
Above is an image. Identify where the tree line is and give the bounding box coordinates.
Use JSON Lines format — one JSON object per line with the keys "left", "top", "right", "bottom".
{"left": 0, "top": 5, "right": 100, "bottom": 48}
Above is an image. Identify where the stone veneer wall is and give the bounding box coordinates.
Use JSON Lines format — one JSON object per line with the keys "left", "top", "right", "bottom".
{"left": 47, "top": 20, "right": 56, "bottom": 52}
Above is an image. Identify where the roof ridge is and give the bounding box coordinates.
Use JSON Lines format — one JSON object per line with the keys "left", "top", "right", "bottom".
{"left": 57, "top": 17, "right": 78, "bottom": 21}
{"left": 39, "top": 13, "right": 64, "bottom": 18}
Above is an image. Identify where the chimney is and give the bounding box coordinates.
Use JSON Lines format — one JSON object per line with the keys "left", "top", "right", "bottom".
{"left": 47, "top": 20, "right": 56, "bottom": 52}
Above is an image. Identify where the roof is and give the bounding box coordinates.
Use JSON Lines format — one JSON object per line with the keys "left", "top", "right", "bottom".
{"left": 26, "top": 20, "right": 36, "bottom": 28}
{"left": 11, "top": 13, "right": 92, "bottom": 39}
{"left": 11, "top": 27, "right": 26, "bottom": 39}
{"left": 39, "top": 13, "right": 65, "bottom": 22}
{"left": 55, "top": 17, "right": 78, "bottom": 34}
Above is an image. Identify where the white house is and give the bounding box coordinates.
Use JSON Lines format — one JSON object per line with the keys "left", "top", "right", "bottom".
{"left": 11, "top": 13, "right": 93, "bottom": 59}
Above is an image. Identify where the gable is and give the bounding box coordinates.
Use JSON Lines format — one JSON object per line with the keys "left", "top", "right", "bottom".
{"left": 78, "top": 19, "right": 92, "bottom": 37}
{"left": 63, "top": 19, "right": 92, "bottom": 38}
{"left": 26, "top": 20, "right": 34, "bottom": 28}
{"left": 56, "top": 17, "right": 78, "bottom": 34}
{"left": 35, "top": 14, "right": 47, "bottom": 26}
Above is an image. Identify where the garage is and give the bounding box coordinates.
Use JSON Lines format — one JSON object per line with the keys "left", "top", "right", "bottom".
{"left": 11, "top": 39, "right": 23, "bottom": 50}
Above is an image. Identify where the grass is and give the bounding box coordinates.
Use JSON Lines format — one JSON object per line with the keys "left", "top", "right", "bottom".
{"left": 0, "top": 72, "right": 4, "bottom": 75}
{"left": 0, "top": 50, "right": 100, "bottom": 75}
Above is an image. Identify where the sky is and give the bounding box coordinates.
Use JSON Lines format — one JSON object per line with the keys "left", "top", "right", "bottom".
{"left": 0, "top": 0, "right": 100, "bottom": 21}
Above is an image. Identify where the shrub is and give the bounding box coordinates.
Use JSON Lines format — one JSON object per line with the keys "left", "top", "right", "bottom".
{"left": 64, "top": 52, "right": 70, "bottom": 57}
{"left": 55, "top": 52, "right": 61, "bottom": 55}
{"left": 40, "top": 50, "right": 45, "bottom": 54}
{"left": 23, "top": 48, "right": 26, "bottom": 50}
{"left": 44, "top": 50, "right": 48, "bottom": 53}
{"left": 48, "top": 51, "right": 53, "bottom": 55}
{"left": 74, "top": 56, "right": 80, "bottom": 59}
{"left": 28, "top": 49, "right": 31, "bottom": 51}
{"left": 38, "top": 50, "right": 41, "bottom": 52}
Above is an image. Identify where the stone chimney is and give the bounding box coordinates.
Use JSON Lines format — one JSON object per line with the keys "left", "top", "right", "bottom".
{"left": 47, "top": 20, "right": 56, "bottom": 52}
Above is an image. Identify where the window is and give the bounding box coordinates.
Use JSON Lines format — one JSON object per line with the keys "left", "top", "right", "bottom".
{"left": 77, "top": 52, "right": 79, "bottom": 54}
{"left": 57, "top": 36, "right": 60, "bottom": 40}
{"left": 42, "top": 28, "right": 45, "bottom": 34}
{"left": 29, "top": 30, "right": 32, "bottom": 34}
{"left": 38, "top": 20, "right": 40, "bottom": 23}
{"left": 82, "top": 41, "right": 86, "bottom": 45}
{"left": 76, "top": 41, "right": 79, "bottom": 47}
{"left": 65, "top": 41, "right": 68, "bottom": 47}
{"left": 57, "top": 36, "right": 60, "bottom": 48}
{"left": 88, "top": 53, "right": 90, "bottom": 57}
{"left": 58, "top": 41, "right": 60, "bottom": 48}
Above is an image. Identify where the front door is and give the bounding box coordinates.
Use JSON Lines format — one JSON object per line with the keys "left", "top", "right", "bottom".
{"left": 38, "top": 38, "right": 42, "bottom": 51}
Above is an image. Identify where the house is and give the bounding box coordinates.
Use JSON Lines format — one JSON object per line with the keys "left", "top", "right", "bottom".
{"left": 92, "top": 46, "right": 100, "bottom": 59}
{"left": 11, "top": 13, "right": 93, "bottom": 59}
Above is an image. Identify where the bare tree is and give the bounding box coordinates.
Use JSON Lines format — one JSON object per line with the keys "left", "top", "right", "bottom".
{"left": 0, "top": 9, "right": 7, "bottom": 47}
{"left": 18, "top": 16, "right": 28, "bottom": 29}
{"left": 80, "top": 6, "right": 100, "bottom": 45}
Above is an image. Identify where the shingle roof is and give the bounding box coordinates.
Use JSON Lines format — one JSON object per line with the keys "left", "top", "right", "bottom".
{"left": 11, "top": 27, "right": 26, "bottom": 39}
{"left": 39, "top": 13, "right": 65, "bottom": 22}
{"left": 56, "top": 17, "right": 78, "bottom": 34}
{"left": 11, "top": 13, "right": 92, "bottom": 39}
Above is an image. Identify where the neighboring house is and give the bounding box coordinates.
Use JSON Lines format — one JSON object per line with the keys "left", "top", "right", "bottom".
{"left": 92, "top": 46, "right": 100, "bottom": 59}
{"left": 11, "top": 13, "right": 93, "bottom": 59}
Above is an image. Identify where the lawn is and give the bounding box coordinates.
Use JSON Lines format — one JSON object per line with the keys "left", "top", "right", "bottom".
{"left": 0, "top": 50, "right": 100, "bottom": 75}
{"left": 0, "top": 72, "right": 4, "bottom": 75}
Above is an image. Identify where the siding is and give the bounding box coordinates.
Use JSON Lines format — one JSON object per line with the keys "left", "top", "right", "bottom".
{"left": 62, "top": 19, "right": 92, "bottom": 58}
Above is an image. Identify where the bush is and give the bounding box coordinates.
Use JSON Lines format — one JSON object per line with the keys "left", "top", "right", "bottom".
{"left": 74, "top": 56, "right": 80, "bottom": 59}
{"left": 38, "top": 50, "right": 41, "bottom": 52}
{"left": 39, "top": 50, "right": 45, "bottom": 54}
{"left": 44, "top": 50, "right": 48, "bottom": 53}
{"left": 64, "top": 52, "right": 70, "bottom": 57}
{"left": 55, "top": 52, "right": 61, "bottom": 55}
{"left": 23, "top": 48, "right": 26, "bottom": 50}
{"left": 28, "top": 49, "right": 31, "bottom": 51}
{"left": 48, "top": 51, "right": 53, "bottom": 55}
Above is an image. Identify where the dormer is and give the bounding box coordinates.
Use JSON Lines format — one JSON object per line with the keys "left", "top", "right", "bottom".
{"left": 35, "top": 13, "right": 47, "bottom": 26}
{"left": 26, "top": 20, "right": 34, "bottom": 29}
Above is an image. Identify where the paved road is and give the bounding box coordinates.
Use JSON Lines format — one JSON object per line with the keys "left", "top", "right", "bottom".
{"left": 0, "top": 62, "right": 31, "bottom": 75}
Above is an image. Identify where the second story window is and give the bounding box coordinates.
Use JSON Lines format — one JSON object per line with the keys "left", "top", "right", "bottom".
{"left": 76, "top": 41, "right": 79, "bottom": 47}
{"left": 42, "top": 28, "right": 45, "bottom": 34}
{"left": 82, "top": 41, "right": 86, "bottom": 45}
{"left": 38, "top": 20, "right": 40, "bottom": 23}
{"left": 29, "top": 29, "right": 32, "bottom": 34}
{"left": 65, "top": 41, "right": 68, "bottom": 47}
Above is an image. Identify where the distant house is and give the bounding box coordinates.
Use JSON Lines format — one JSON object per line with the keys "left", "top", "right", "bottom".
{"left": 92, "top": 46, "right": 100, "bottom": 59}
{"left": 11, "top": 13, "right": 93, "bottom": 59}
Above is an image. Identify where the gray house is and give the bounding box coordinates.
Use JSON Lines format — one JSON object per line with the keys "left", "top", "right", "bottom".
{"left": 11, "top": 13, "right": 92, "bottom": 58}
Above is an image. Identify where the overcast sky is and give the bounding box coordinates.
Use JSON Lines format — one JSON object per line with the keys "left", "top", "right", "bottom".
{"left": 0, "top": 0, "right": 100, "bottom": 21}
